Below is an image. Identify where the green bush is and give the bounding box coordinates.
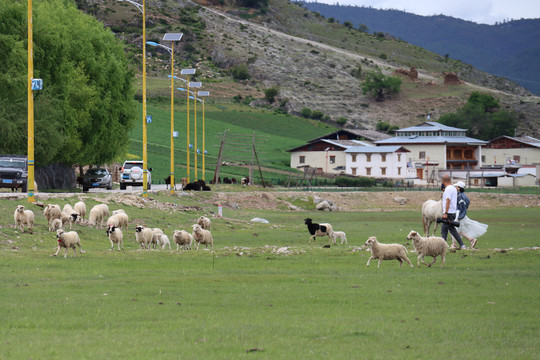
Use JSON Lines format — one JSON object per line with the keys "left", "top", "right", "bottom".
{"left": 337, "top": 117, "right": 347, "bottom": 126}
{"left": 231, "top": 64, "right": 250, "bottom": 80}
{"left": 301, "top": 108, "right": 312, "bottom": 118}
{"left": 264, "top": 86, "right": 279, "bottom": 103}
{"left": 335, "top": 176, "right": 376, "bottom": 187}
{"left": 311, "top": 110, "right": 324, "bottom": 120}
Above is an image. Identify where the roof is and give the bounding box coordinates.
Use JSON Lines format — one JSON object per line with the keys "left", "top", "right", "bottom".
{"left": 287, "top": 139, "right": 369, "bottom": 152}
{"left": 345, "top": 146, "right": 410, "bottom": 153}
{"left": 309, "top": 129, "right": 391, "bottom": 143}
{"left": 488, "top": 135, "right": 540, "bottom": 148}
{"left": 395, "top": 121, "right": 467, "bottom": 133}
{"left": 374, "top": 136, "right": 487, "bottom": 145}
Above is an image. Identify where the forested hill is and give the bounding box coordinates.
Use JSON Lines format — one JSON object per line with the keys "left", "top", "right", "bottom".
{"left": 300, "top": 2, "right": 540, "bottom": 95}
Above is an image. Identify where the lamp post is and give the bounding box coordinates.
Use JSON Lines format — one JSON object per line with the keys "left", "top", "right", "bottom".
{"left": 27, "top": 0, "right": 35, "bottom": 203}
{"left": 189, "top": 81, "right": 202, "bottom": 180}
{"left": 180, "top": 69, "right": 196, "bottom": 182}
{"left": 147, "top": 33, "right": 183, "bottom": 194}
{"left": 198, "top": 91, "right": 210, "bottom": 181}
{"left": 118, "top": 0, "right": 148, "bottom": 197}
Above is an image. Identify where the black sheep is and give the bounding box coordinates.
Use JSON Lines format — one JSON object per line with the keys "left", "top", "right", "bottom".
{"left": 304, "top": 218, "right": 334, "bottom": 244}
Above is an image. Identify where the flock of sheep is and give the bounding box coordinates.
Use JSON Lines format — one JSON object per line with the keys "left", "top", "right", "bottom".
{"left": 14, "top": 199, "right": 448, "bottom": 267}
{"left": 13, "top": 201, "right": 214, "bottom": 258}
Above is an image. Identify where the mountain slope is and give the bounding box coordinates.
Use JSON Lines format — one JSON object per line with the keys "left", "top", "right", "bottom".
{"left": 301, "top": 2, "right": 540, "bottom": 95}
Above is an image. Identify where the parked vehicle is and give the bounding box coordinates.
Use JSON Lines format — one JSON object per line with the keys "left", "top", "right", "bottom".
{"left": 80, "top": 168, "right": 113, "bottom": 192}
{"left": 119, "top": 160, "right": 152, "bottom": 190}
{"left": 0, "top": 155, "right": 28, "bottom": 192}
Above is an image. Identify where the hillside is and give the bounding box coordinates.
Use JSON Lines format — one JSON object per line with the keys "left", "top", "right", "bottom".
{"left": 301, "top": 2, "right": 540, "bottom": 95}
{"left": 80, "top": 0, "right": 540, "bottom": 138}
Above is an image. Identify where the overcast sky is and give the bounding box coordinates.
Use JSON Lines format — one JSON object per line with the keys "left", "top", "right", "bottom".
{"left": 310, "top": 0, "right": 540, "bottom": 24}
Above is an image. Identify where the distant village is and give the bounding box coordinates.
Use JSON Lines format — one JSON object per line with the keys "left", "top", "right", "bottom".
{"left": 288, "top": 122, "right": 540, "bottom": 187}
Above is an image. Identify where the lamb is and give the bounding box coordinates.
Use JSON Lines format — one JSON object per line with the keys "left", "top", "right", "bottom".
{"left": 61, "top": 204, "right": 79, "bottom": 228}
{"left": 197, "top": 216, "right": 212, "bottom": 230}
{"left": 157, "top": 234, "right": 172, "bottom": 250}
{"left": 43, "top": 204, "right": 61, "bottom": 225}
{"left": 135, "top": 225, "right": 153, "bottom": 249}
{"left": 74, "top": 201, "right": 86, "bottom": 222}
{"left": 150, "top": 228, "right": 164, "bottom": 249}
{"left": 173, "top": 230, "right": 193, "bottom": 250}
{"left": 422, "top": 199, "right": 443, "bottom": 236}
{"left": 60, "top": 211, "right": 72, "bottom": 229}
{"left": 106, "top": 225, "right": 124, "bottom": 251}
{"left": 407, "top": 230, "right": 448, "bottom": 269}
{"left": 88, "top": 204, "right": 108, "bottom": 229}
{"left": 304, "top": 218, "right": 334, "bottom": 244}
{"left": 14, "top": 205, "right": 34, "bottom": 233}
{"left": 54, "top": 229, "right": 85, "bottom": 258}
{"left": 49, "top": 218, "right": 62, "bottom": 232}
{"left": 331, "top": 231, "right": 348, "bottom": 245}
{"left": 192, "top": 224, "right": 213, "bottom": 250}
{"left": 365, "top": 236, "right": 413, "bottom": 268}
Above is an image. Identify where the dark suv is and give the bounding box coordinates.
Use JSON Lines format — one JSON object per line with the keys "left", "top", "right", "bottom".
{"left": 0, "top": 155, "right": 28, "bottom": 192}
{"left": 80, "top": 168, "right": 113, "bottom": 192}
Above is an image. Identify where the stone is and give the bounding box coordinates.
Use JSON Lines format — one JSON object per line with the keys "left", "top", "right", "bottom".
{"left": 393, "top": 196, "right": 409, "bottom": 205}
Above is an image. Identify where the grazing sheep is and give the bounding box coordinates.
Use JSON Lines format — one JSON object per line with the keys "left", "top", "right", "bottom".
{"left": 192, "top": 224, "right": 213, "bottom": 250}
{"left": 44, "top": 204, "right": 61, "bottom": 225}
{"left": 422, "top": 199, "right": 443, "bottom": 236}
{"left": 157, "top": 234, "right": 171, "bottom": 250}
{"left": 173, "top": 230, "right": 193, "bottom": 250}
{"left": 63, "top": 204, "right": 75, "bottom": 216}
{"left": 112, "top": 209, "right": 126, "bottom": 215}
{"left": 106, "top": 213, "right": 129, "bottom": 231}
{"left": 150, "top": 228, "right": 164, "bottom": 249}
{"left": 331, "top": 231, "right": 348, "bottom": 245}
{"left": 365, "top": 236, "right": 413, "bottom": 268}
{"left": 60, "top": 211, "right": 72, "bottom": 229}
{"left": 106, "top": 225, "right": 124, "bottom": 251}
{"left": 304, "top": 218, "right": 334, "bottom": 244}
{"left": 54, "top": 229, "right": 85, "bottom": 258}
{"left": 135, "top": 225, "right": 153, "bottom": 249}
{"left": 49, "top": 218, "right": 62, "bottom": 232}
{"left": 88, "top": 204, "right": 108, "bottom": 229}
{"left": 198, "top": 216, "right": 212, "bottom": 230}
{"left": 407, "top": 230, "right": 448, "bottom": 269}
{"left": 74, "top": 201, "right": 86, "bottom": 222}
{"left": 14, "top": 205, "right": 34, "bottom": 233}
{"left": 98, "top": 203, "right": 110, "bottom": 218}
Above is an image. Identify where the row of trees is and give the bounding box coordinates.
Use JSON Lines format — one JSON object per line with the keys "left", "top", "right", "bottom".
{"left": 0, "top": 0, "right": 136, "bottom": 166}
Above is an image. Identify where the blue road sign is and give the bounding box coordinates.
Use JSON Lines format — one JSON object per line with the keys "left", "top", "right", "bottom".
{"left": 146, "top": 115, "right": 152, "bottom": 123}
{"left": 31, "top": 79, "right": 43, "bottom": 91}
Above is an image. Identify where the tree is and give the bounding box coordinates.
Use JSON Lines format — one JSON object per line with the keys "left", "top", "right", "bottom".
{"left": 337, "top": 117, "right": 347, "bottom": 127}
{"left": 361, "top": 71, "right": 402, "bottom": 102}
{"left": 231, "top": 64, "right": 250, "bottom": 80}
{"left": 438, "top": 92, "right": 517, "bottom": 140}
{"left": 343, "top": 21, "right": 353, "bottom": 29}
{"left": 311, "top": 110, "right": 324, "bottom": 120}
{"left": 301, "top": 108, "right": 312, "bottom": 118}
{"left": 264, "top": 86, "right": 279, "bottom": 103}
{"left": 0, "top": 0, "right": 135, "bottom": 166}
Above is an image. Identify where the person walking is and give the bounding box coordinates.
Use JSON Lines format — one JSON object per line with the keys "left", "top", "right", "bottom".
{"left": 452, "top": 181, "right": 488, "bottom": 249}
{"left": 440, "top": 174, "right": 465, "bottom": 250}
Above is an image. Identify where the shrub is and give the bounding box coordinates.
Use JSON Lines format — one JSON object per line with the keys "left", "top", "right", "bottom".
{"left": 337, "top": 117, "right": 347, "bottom": 127}
{"left": 311, "top": 110, "right": 324, "bottom": 120}
{"left": 376, "top": 121, "right": 390, "bottom": 132}
{"left": 301, "top": 107, "right": 312, "bottom": 118}
{"left": 231, "top": 64, "right": 250, "bottom": 80}
{"left": 343, "top": 21, "right": 353, "bottom": 29}
{"left": 335, "top": 176, "right": 376, "bottom": 187}
{"left": 233, "top": 94, "right": 243, "bottom": 103}
{"left": 264, "top": 86, "right": 279, "bottom": 103}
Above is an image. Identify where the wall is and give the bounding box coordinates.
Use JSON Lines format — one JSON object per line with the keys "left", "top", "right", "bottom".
{"left": 345, "top": 152, "right": 409, "bottom": 178}
{"left": 482, "top": 147, "right": 540, "bottom": 165}
{"left": 290, "top": 150, "right": 347, "bottom": 174}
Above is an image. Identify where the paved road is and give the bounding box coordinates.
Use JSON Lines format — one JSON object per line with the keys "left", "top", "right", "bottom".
{"left": 0, "top": 184, "right": 173, "bottom": 198}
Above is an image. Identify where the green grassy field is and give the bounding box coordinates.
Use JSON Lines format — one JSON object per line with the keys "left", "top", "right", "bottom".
{"left": 1, "top": 192, "right": 539, "bottom": 359}
{"left": 128, "top": 96, "right": 335, "bottom": 183}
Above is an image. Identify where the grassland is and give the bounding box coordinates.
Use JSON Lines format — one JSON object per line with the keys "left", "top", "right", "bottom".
{"left": 1, "top": 192, "right": 539, "bottom": 359}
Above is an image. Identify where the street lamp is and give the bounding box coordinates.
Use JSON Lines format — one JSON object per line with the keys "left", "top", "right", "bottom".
{"left": 180, "top": 68, "right": 195, "bottom": 182}
{"left": 147, "top": 32, "right": 183, "bottom": 194}
{"left": 189, "top": 81, "right": 202, "bottom": 180}
{"left": 27, "top": 0, "right": 35, "bottom": 203}
{"left": 118, "top": 0, "right": 149, "bottom": 197}
{"left": 198, "top": 91, "right": 210, "bottom": 181}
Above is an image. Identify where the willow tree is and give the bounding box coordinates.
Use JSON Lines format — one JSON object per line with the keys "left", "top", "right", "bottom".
{"left": 0, "top": 0, "right": 136, "bottom": 166}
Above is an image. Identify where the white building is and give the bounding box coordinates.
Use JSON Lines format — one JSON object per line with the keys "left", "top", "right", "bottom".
{"left": 482, "top": 135, "right": 540, "bottom": 166}
{"left": 345, "top": 146, "right": 413, "bottom": 178}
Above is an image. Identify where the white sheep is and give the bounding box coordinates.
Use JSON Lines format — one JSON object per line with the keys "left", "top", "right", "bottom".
{"left": 135, "top": 225, "right": 153, "bottom": 249}
{"left": 197, "top": 216, "right": 212, "bottom": 230}
{"left": 74, "top": 201, "right": 86, "bottom": 222}
{"left": 106, "top": 213, "right": 129, "bottom": 231}
{"left": 173, "top": 230, "right": 193, "bottom": 250}
{"left": 112, "top": 209, "right": 126, "bottom": 215}
{"left": 150, "top": 228, "right": 164, "bottom": 249}
{"left": 60, "top": 211, "right": 74, "bottom": 229}
{"left": 54, "top": 229, "right": 85, "bottom": 258}
{"left": 157, "top": 234, "right": 172, "bottom": 250}
{"left": 63, "top": 204, "right": 75, "bottom": 216}
{"left": 88, "top": 204, "right": 107, "bottom": 229}
{"left": 98, "top": 203, "right": 110, "bottom": 218}
{"left": 106, "top": 225, "right": 124, "bottom": 251}
{"left": 365, "top": 236, "right": 413, "bottom": 268}
{"left": 44, "top": 204, "right": 61, "bottom": 225}
{"left": 49, "top": 218, "right": 62, "bottom": 232}
{"left": 192, "top": 224, "right": 213, "bottom": 250}
{"left": 14, "top": 205, "right": 34, "bottom": 233}
{"left": 331, "top": 231, "right": 348, "bottom": 245}
{"left": 407, "top": 230, "right": 448, "bottom": 269}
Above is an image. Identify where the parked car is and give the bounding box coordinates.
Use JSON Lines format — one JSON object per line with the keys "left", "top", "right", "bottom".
{"left": 80, "top": 168, "right": 112, "bottom": 192}
{"left": 119, "top": 160, "right": 152, "bottom": 190}
{"left": 0, "top": 154, "right": 28, "bottom": 192}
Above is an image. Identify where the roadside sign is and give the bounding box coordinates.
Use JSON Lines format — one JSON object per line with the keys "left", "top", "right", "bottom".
{"left": 198, "top": 91, "right": 210, "bottom": 96}
{"left": 189, "top": 82, "right": 202, "bottom": 88}
{"left": 146, "top": 115, "right": 152, "bottom": 123}
{"left": 181, "top": 69, "right": 196, "bottom": 75}
{"left": 173, "top": 131, "right": 178, "bottom": 138}
{"left": 31, "top": 78, "right": 43, "bottom": 91}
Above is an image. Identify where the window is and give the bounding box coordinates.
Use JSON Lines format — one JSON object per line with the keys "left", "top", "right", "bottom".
{"left": 381, "top": 167, "right": 386, "bottom": 175}
{"left": 513, "top": 155, "right": 520, "bottom": 163}
{"left": 381, "top": 154, "right": 386, "bottom": 162}
{"left": 419, "top": 151, "right": 426, "bottom": 159}
{"left": 366, "top": 168, "right": 371, "bottom": 176}
{"left": 366, "top": 154, "right": 371, "bottom": 162}
{"left": 351, "top": 167, "right": 357, "bottom": 175}
{"left": 299, "top": 156, "right": 305, "bottom": 164}
{"left": 398, "top": 167, "right": 401, "bottom": 175}
{"left": 397, "top": 154, "right": 401, "bottom": 162}
{"left": 481, "top": 155, "right": 486, "bottom": 162}
{"left": 351, "top": 154, "right": 357, "bottom": 162}
{"left": 329, "top": 156, "right": 336, "bottom": 164}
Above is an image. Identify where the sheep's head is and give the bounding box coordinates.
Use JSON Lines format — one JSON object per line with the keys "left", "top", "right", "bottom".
{"left": 71, "top": 213, "right": 78, "bottom": 222}
{"left": 56, "top": 229, "right": 65, "bottom": 239}
{"left": 192, "top": 224, "right": 201, "bottom": 233}
{"left": 135, "top": 225, "right": 144, "bottom": 233}
{"left": 304, "top": 218, "right": 312, "bottom": 225}
{"left": 406, "top": 230, "right": 418, "bottom": 241}
{"left": 365, "top": 236, "right": 377, "bottom": 247}
{"left": 107, "top": 225, "right": 116, "bottom": 235}
{"left": 16, "top": 205, "right": 25, "bottom": 213}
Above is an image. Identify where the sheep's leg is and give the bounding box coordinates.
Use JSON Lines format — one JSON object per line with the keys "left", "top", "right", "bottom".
{"left": 404, "top": 256, "right": 413, "bottom": 268}
{"left": 398, "top": 258, "right": 403, "bottom": 267}
{"left": 441, "top": 254, "right": 445, "bottom": 269}
{"left": 54, "top": 246, "right": 61, "bottom": 257}
{"left": 366, "top": 256, "right": 374, "bottom": 267}
{"left": 432, "top": 222, "right": 439, "bottom": 237}
{"left": 417, "top": 255, "right": 422, "bottom": 267}
{"left": 64, "top": 248, "right": 69, "bottom": 258}
{"left": 377, "top": 258, "right": 382, "bottom": 268}
{"left": 427, "top": 257, "right": 437, "bottom": 267}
